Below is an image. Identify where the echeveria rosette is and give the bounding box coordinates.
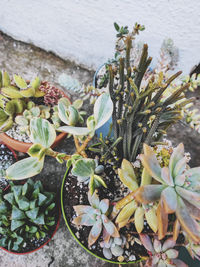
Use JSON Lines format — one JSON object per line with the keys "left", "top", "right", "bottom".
{"left": 140, "top": 234, "right": 188, "bottom": 267}
{"left": 135, "top": 143, "right": 200, "bottom": 242}
{"left": 72, "top": 191, "right": 120, "bottom": 247}
{"left": 113, "top": 159, "right": 158, "bottom": 234}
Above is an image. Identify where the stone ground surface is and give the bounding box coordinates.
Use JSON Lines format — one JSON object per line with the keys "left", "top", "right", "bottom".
{"left": 0, "top": 32, "right": 199, "bottom": 267}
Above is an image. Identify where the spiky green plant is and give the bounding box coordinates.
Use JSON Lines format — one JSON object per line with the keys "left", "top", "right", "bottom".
{"left": 72, "top": 191, "right": 119, "bottom": 247}
{"left": 107, "top": 24, "right": 191, "bottom": 162}
{"left": 0, "top": 179, "right": 56, "bottom": 252}
{"left": 134, "top": 143, "right": 200, "bottom": 243}
{"left": 140, "top": 235, "right": 187, "bottom": 267}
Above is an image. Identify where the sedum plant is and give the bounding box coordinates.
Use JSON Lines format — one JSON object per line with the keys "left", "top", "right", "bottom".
{"left": 0, "top": 179, "right": 56, "bottom": 251}
{"left": 72, "top": 190, "right": 119, "bottom": 247}
{"left": 140, "top": 234, "right": 187, "bottom": 267}
{"left": 100, "top": 235, "right": 126, "bottom": 260}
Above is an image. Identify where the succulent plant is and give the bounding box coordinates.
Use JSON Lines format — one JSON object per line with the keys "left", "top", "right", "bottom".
{"left": 184, "top": 235, "right": 200, "bottom": 261}
{"left": 140, "top": 234, "right": 188, "bottom": 267}
{"left": 0, "top": 179, "right": 56, "bottom": 252}
{"left": 110, "top": 159, "right": 158, "bottom": 234}
{"left": 100, "top": 235, "right": 126, "bottom": 260}
{"left": 72, "top": 191, "right": 119, "bottom": 247}
{"left": 0, "top": 71, "right": 45, "bottom": 99}
{"left": 71, "top": 158, "right": 107, "bottom": 195}
{"left": 134, "top": 143, "right": 200, "bottom": 242}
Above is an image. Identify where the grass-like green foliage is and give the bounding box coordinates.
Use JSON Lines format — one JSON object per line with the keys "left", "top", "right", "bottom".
{"left": 72, "top": 191, "right": 119, "bottom": 247}
{"left": 0, "top": 179, "right": 56, "bottom": 252}
{"left": 135, "top": 143, "right": 200, "bottom": 243}
{"left": 108, "top": 24, "right": 191, "bottom": 162}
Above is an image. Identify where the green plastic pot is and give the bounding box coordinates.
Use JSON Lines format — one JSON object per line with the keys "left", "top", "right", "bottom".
{"left": 61, "top": 167, "right": 143, "bottom": 265}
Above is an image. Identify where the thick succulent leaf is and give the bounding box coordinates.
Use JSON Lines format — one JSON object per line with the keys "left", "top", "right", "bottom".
{"left": 140, "top": 144, "right": 163, "bottom": 183}
{"left": 17, "top": 196, "right": 30, "bottom": 211}
{"left": 118, "top": 168, "right": 138, "bottom": 191}
{"left": 134, "top": 207, "right": 144, "bottom": 233}
{"left": 173, "top": 219, "right": 180, "bottom": 241}
{"left": 3, "top": 193, "right": 15, "bottom": 205}
{"left": 73, "top": 205, "right": 94, "bottom": 216}
{"left": 111, "top": 245, "right": 124, "bottom": 257}
{"left": 12, "top": 206, "right": 26, "bottom": 220}
{"left": 185, "top": 167, "right": 200, "bottom": 190}
{"left": 161, "top": 187, "right": 177, "bottom": 214}
{"left": 88, "top": 219, "right": 102, "bottom": 246}
{"left": 58, "top": 125, "right": 90, "bottom": 136}
{"left": 93, "top": 93, "right": 113, "bottom": 129}
{"left": 25, "top": 207, "right": 39, "bottom": 219}
{"left": 183, "top": 199, "right": 200, "bottom": 220}
{"left": 145, "top": 207, "right": 158, "bottom": 233}
{"left": 162, "top": 237, "right": 176, "bottom": 251}
{"left": 176, "top": 196, "right": 200, "bottom": 243}
{"left": 153, "top": 238, "right": 162, "bottom": 253}
{"left": 20, "top": 87, "right": 35, "bottom": 97}
{"left": 28, "top": 143, "right": 46, "bottom": 159}
{"left": 72, "top": 159, "right": 95, "bottom": 177}
{"left": 73, "top": 99, "right": 83, "bottom": 110}
{"left": 169, "top": 143, "right": 184, "bottom": 179}
{"left": 161, "top": 167, "right": 174, "bottom": 186}
{"left": 157, "top": 202, "right": 168, "bottom": 240}
{"left": 88, "top": 191, "right": 100, "bottom": 209}
{"left": 115, "top": 199, "right": 137, "bottom": 224}
{"left": 31, "top": 77, "right": 40, "bottom": 90}
{"left": 2, "top": 71, "right": 10, "bottom": 87}
{"left": 94, "top": 175, "right": 107, "bottom": 189}
{"left": 140, "top": 168, "right": 152, "bottom": 186}
{"left": 33, "top": 213, "right": 45, "bottom": 224}
{"left": 139, "top": 234, "right": 155, "bottom": 253}
{"left": 11, "top": 220, "right": 25, "bottom": 231}
{"left": 13, "top": 74, "right": 27, "bottom": 89}
{"left": 72, "top": 213, "right": 96, "bottom": 226}
{"left": 134, "top": 185, "right": 166, "bottom": 204}
{"left": 174, "top": 174, "right": 186, "bottom": 187}
{"left": 57, "top": 97, "right": 71, "bottom": 123}
{"left": 6, "top": 157, "right": 44, "bottom": 180}
{"left": 171, "top": 259, "right": 188, "bottom": 267}
{"left": 30, "top": 118, "right": 56, "bottom": 148}
{"left": 102, "top": 214, "right": 119, "bottom": 237}
{"left": 103, "top": 247, "right": 112, "bottom": 259}
{"left": 121, "top": 159, "right": 137, "bottom": 180}
{"left": 99, "top": 199, "right": 109, "bottom": 214}
{"left": 173, "top": 157, "right": 187, "bottom": 178}
{"left": 175, "top": 186, "right": 200, "bottom": 209}
{"left": 1, "top": 86, "right": 23, "bottom": 98}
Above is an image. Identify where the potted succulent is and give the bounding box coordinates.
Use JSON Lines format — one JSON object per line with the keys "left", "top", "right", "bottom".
{"left": 4, "top": 23, "right": 200, "bottom": 266}
{"left": 0, "top": 142, "right": 17, "bottom": 190}
{"left": 0, "top": 178, "right": 60, "bottom": 254}
{"left": 0, "top": 71, "right": 69, "bottom": 152}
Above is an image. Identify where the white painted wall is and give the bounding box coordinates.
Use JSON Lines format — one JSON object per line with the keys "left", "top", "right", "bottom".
{"left": 0, "top": 0, "right": 199, "bottom": 73}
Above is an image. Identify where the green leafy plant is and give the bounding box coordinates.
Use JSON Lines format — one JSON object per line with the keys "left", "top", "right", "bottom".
{"left": 0, "top": 179, "right": 56, "bottom": 251}
{"left": 72, "top": 190, "right": 119, "bottom": 247}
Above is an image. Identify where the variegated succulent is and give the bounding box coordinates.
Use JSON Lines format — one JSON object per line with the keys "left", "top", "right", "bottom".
{"left": 72, "top": 191, "right": 119, "bottom": 247}
{"left": 0, "top": 71, "right": 45, "bottom": 99}
{"left": 71, "top": 158, "right": 107, "bottom": 195}
{"left": 140, "top": 234, "right": 188, "bottom": 267}
{"left": 111, "top": 159, "right": 158, "bottom": 234}
{"left": 134, "top": 143, "right": 200, "bottom": 243}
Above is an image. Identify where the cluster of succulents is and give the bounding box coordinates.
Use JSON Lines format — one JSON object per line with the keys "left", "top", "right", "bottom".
{"left": 0, "top": 179, "right": 56, "bottom": 251}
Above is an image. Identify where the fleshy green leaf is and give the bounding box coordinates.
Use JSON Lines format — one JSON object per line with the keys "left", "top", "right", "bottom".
{"left": 3, "top": 192, "right": 15, "bottom": 205}
{"left": 30, "top": 118, "right": 56, "bottom": 148}
{"left": 93, "top": 93, "right": 113, "bottom": 129}
{"left": 38, "top": 193, "right": 47, "bottom": 206}
{"left": 161, "top": 187, "right": 177, "bottom": 214}
{"left": 175, "top": 186, "right": 200, "bottom": 209}
{"left": 58, "top": 125, "right": 90, "bottom": 136}
{"left": 6, "top": 157, "right": 44, "bottom": 180}
{"left": 12, "top": 206, "right": 26, "bottom": 220}
{"left": 134, "top": 207, "right": 144, "bottom": 233}
{"left": 28, "top": 143, "right": 46, "bottom": 160}
{"left": 134, "top": 185, "right": 166, "bottom": 204}
{"left": 13, "top": 74, "right": 28, "bottom": 89}
{"left": 72, "top": 159, "right": 96, "bottom": 177}
{"left": 88, "top": 219, "right": 102, "bottom": 246}
{"left": 11, "top": 220, "right": 25, "bottom": 231}
{"left": 33, "top": 214, "right": 45, "bottom": 225}
{"left": 25, "top": 207, "right": 39, "bottom": 219}
{"left": 116, "top": 199, "right": 137, "bottom": 224}
{"left": 102, "top": 214, "right": 119, "bottom": 237}
{"left": 169, "top": 143, "right": 184, "bottom": 178}
{"left": 17, "top": 196, "right": 30, "bottom": 211}
{"left": 99, "top": 199, "right": 109, "bottom": 214}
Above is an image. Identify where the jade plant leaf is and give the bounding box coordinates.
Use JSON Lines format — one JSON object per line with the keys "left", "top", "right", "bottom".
{"left": 6, "top": 157, "right": 44, "bottom": 180}
{"left": 30, "top": 118, "right": 56, "bottom": 148}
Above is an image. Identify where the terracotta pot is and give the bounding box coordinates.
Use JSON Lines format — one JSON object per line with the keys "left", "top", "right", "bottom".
{"left": 0, "top": 90, "right": 70, "bottom": 153}
{"left": 0, "top": 184, "right": 61, "bottom": 255}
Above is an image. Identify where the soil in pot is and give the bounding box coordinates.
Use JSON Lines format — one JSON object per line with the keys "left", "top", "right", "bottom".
{"left": 0, "top": 143, "right": 17, "bottom": 190}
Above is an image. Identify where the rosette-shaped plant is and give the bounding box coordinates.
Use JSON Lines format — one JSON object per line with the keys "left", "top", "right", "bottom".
{"left": 135, "top": 143, "right": 200, "bottom": 242}
{"left": 72, "top": 191, "right": 119, "bottom": 246}
{"left": 100, "top": 236, "right": 126, "bottom": 260}
{"left": 140, "top": 234, "right": 188, "bottom": 267}
{"left": 113, "top": 159, "right": 158, "bottom": 234}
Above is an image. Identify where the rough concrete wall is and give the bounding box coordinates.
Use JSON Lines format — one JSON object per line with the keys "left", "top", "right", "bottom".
{"left": 0, "top": 0, "right": 199, "bottom": 73}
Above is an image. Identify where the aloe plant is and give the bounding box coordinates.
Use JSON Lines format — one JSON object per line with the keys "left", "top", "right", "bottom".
{"left": 0, "top": 179, "right": 56, "bottom": 252}
{"left": 72, "top": 191, "right": 119, "bottom": 247}
{"left": 134, "top": 143, "right": 200, "bottom": 242}
{"left": 140, "top": 235, "right": 188, "bottom": 267}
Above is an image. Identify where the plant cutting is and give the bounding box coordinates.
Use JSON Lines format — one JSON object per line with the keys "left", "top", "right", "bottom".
{"left": 0, "top": 178, "right": 60, "bottom": 254}
{"left": 3, "top": 23, "right": 200, "bottom": 266}
{"left": 0, "top": 71, "right": 69, "bottom": 152}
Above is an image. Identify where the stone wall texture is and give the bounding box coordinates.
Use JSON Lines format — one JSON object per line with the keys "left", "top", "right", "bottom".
{"left": 0, "top": 0, "right": 199, "bottom": 73}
